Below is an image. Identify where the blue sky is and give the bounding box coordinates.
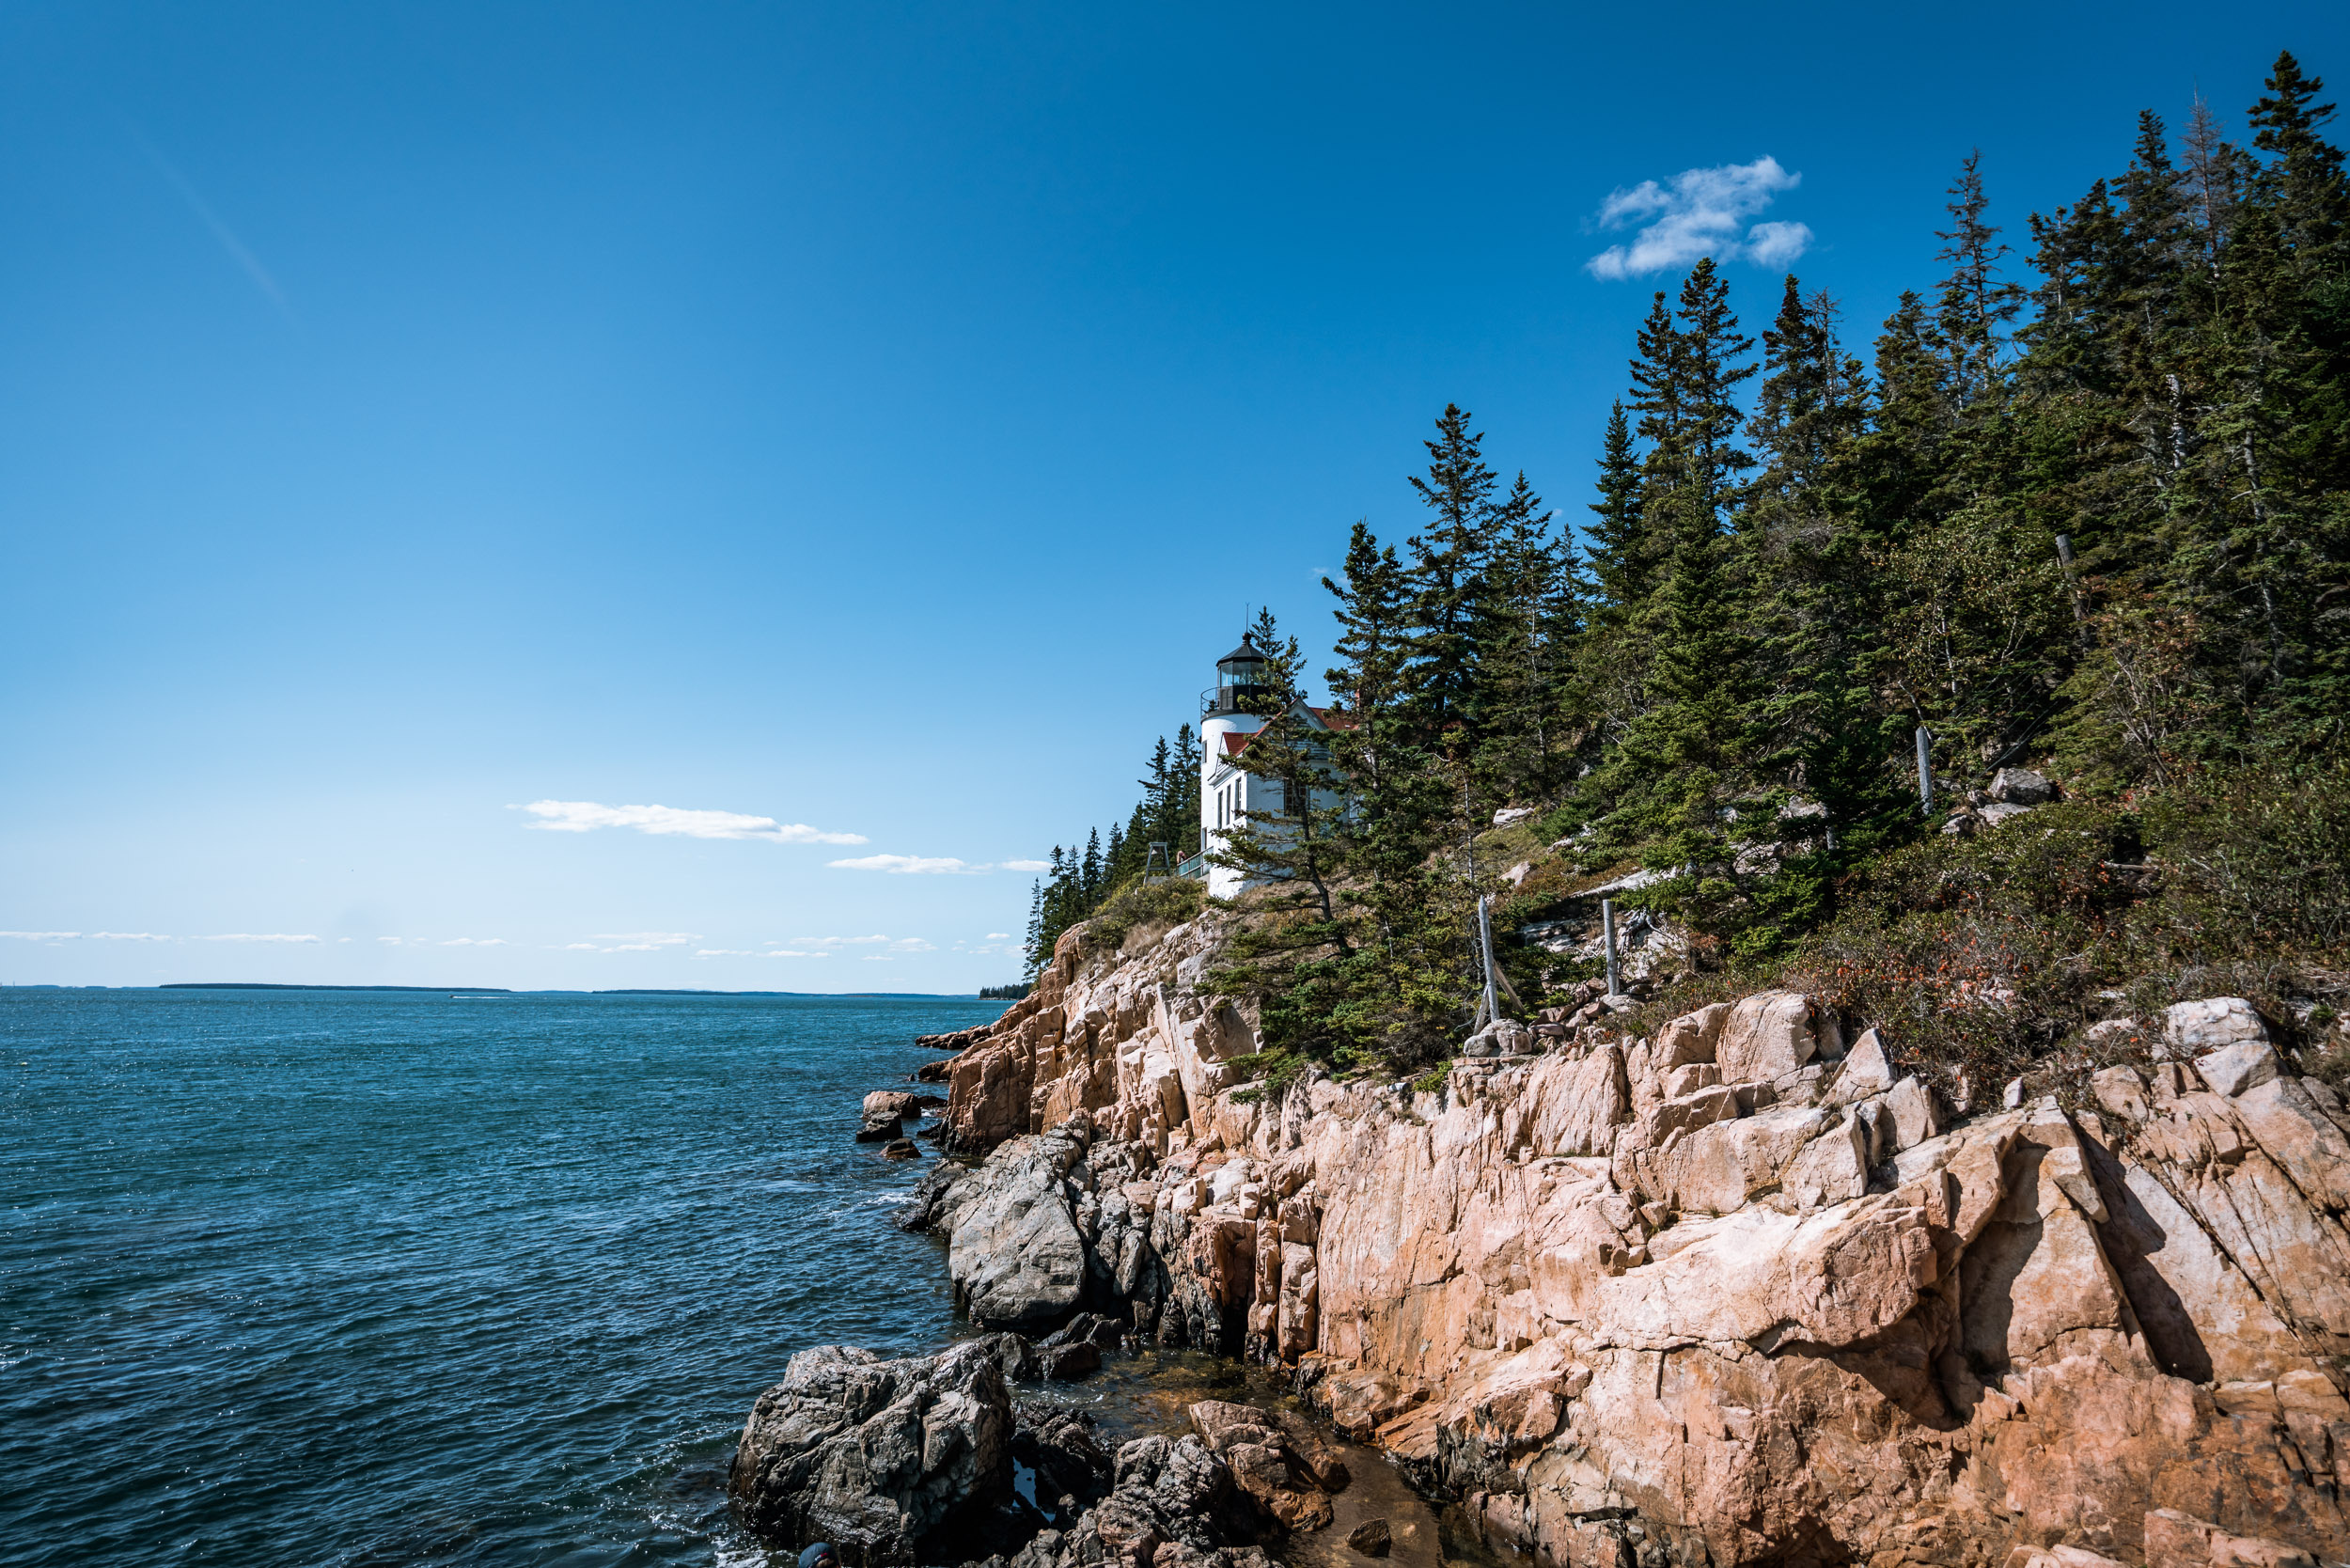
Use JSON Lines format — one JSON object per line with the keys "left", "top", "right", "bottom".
{"left": 3, "top": 1, "right": 2342, "bottom": 991}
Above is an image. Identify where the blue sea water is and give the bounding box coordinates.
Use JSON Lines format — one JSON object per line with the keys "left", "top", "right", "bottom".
{"left": 0, "top": 987, "right": 1006, "bottom": 1568}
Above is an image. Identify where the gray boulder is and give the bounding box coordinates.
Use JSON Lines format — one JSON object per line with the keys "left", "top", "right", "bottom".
{"left": 948, "top": 1133, "right": 1091, "bottom": 1327}
{"left": 1988, "top": 767, "right": 2057, "bottom": 805}
{"left": 729, "top": 1340, "right": 1029, "bottom": 1564}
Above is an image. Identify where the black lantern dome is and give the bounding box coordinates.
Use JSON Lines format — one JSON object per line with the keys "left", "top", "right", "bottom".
{"left": 1206, "top": 635, "right": 1273, "bottom": 715}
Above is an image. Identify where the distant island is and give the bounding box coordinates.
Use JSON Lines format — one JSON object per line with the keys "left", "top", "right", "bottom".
{"left": 160, "top": 982, "right": 514, "bottom": 993}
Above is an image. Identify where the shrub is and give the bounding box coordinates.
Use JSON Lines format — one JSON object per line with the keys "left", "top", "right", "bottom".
{"left": 1088, "top": 874, "right": 1208, "bottom": 954}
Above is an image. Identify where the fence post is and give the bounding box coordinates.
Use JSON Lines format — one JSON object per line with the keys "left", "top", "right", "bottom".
{"left": 1476, "top": 895, "right": 1501, "bottom": 1027}
{"left": 1601, "top": 899, "right": 1622, "bottom": 998}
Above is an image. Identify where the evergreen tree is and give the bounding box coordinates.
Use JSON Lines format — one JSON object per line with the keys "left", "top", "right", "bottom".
{"left": 1585, "top": 401, "right": 1648, "bottom": 617}
{"left": 1403, "top": 404, "right": 1500, "bottom": 739}
{"left": 1935, "top": 150, "right": 2029, "bottom": 407}
{"left": 2249, "top": 51, "right": 2350, "bottom": 269}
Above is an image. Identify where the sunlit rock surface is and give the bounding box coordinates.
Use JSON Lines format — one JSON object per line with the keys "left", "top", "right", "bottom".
{"left": 917, "top": 923, "right": 2350, "bottom": 1566}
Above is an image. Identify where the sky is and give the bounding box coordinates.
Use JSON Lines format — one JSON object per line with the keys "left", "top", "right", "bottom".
{"left": 3, "top": 1, "right": 2343, "bottom": 993}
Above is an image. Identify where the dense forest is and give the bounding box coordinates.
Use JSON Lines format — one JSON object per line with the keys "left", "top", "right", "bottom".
{"left": 1019, "top": 53, "right": 2349, "bottom": 1089}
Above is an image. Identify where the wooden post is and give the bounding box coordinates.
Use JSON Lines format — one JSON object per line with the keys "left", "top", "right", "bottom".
{"left": 2055, "top": 534, "right": 2085, "bottom": 623}
{"left": 1601, "top": 899, "right": 1622, "bottom": 998}
{"left": 1476, "top": 895, "right": 1501, "bottom": 1028}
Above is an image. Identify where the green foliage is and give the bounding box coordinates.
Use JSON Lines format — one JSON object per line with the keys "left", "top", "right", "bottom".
{"left": 1085, "top": 873, "right": 1208, "bottom": 955}
{"left": 1071, "top": 54, "right": 2350, "bottom": 1088}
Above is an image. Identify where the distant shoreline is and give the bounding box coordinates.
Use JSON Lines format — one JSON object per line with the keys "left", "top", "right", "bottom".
{"left": 3, "top": 983, "right": 987, "bottom": 998}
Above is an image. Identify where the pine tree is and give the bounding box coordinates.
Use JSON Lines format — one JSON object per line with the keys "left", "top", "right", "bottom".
{"left": 1935, "top": 151, "right": 2029, "bottom": 407}
{"left": 2249, "top": 51, "right": 2350, "bottom": 269}
{"left": 1585, "top": 401, "right": 1649, "bottom": 617}
{"left": 1671, "top": 258, "right": 1761, "bottom": 531}
{"left": 1404, "top": 404, "right": 1501, "bottom": 740}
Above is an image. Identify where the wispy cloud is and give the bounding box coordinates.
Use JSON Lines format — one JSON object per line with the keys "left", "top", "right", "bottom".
{"left": 787, "top": 934, "right": 932, "bottom": 952}
{"left": 519, "top": 800, "right": 866, "bottom": 846}
{"left": 440, "top": 937, "right": 508, "bottom": 947}
{"left": 91, "top": 932, "right": 173, "bottom": 941}
{"left": 696, "top": 948, "right": 830, "bottom": 958}
{"left": 134, "top": 132, "right": 293, "bottom": 320}
{"left": 827, "top": 854, "right": 981, "bottom": 874}
{"left": 985, "top": 933, "right": 1011, "bottom": 940}
{"left": 199, "top": 933, "right": 321, "bottom": 943}
{"left": 1586, "top": 156, "right": 1811, "bottom": 279}
{"left": 1001, "top": 859, "right": 1051, "bottom": 872}
{"left": 0, "top": 931, "right": 80, "bottom": 941}
{"left": 580, "top": 931, "right": 700, "bottom": 953}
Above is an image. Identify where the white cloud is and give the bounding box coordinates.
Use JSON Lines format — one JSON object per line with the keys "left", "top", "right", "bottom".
{"left": 1000, "top": 859, "right": 1051, "bottom": 872}
{"left": 985, "top": 933, "right": 1010, "bottom": 940}
{"left": 199, "top": 933, "right": 321, "bottom": 943}
{"left": 788, "top": 934, "right": 893, "bottom": 948}
{"left": 1744, "top": 219, "right": 1812, "bottom": 268}
{"left": 827, "top": 854, "right": 982, "bottom": 874}
{"left": 91, "top": 932, "right": 173, "bottom": 941}
{"left": 0, "top": 931, "right": 79, "bottom": 940}
{"left": 697, "top": 948, "right": 829, "bottom": 959}
{"left": 1585, "top": 156, "right": 1811, "bottom": 279}
{"left": 861, "top": 955, "right": 894, "bottom": 962}
{"left": 440, "top": 938, "right": 509, "bottom": 947}
{"left": 519, "top": 799, "right": 866, "bottom": 846}
{"left": 553, "top": 932, "right": 703, "bottom": 953}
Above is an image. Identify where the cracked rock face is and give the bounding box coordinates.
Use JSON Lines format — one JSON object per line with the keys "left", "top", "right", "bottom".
{"left": 919, "top": 926, "right": 2350, "bottom": 1566}
{"left": 729, "top": 1340, "right": 1026, "bottom": 1566}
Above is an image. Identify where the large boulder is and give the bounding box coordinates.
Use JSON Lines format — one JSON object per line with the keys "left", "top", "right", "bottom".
{"left": 1715, "top": 991, "right": 1835, "bottom": 1081}
{"left": 2164, "top": 997, "right": 2267, "bottom": 1055}
{"left": 729, "top": 1340, "right": 1029, "bottom": 1565}
{"left": 866, "top": 1090, "right": 922, "bottom": 1121}
{"left": 947, "top": 1132, "right": 1090, "bottom": 1326}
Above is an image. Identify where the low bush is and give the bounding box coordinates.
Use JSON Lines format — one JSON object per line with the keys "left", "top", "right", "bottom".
{"left": 1087, "top": 874, "right": 1208, "bottom": 955}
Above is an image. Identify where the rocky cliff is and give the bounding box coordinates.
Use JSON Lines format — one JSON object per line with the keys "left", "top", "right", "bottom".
{"left": 912, "top": 914, "right": 2350, "bottom": 1568}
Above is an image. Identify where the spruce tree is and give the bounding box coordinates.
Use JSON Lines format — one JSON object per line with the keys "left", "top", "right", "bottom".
{"left": 1403, "top": 404, "right": 1500, "bottom": 740}
{"left": 2249, "top": 51, "right": 2350, "bottom": 269}
{"left": 1585, "top": 401, "right": 1648, "bottom": 617}
{"left": 1935, "top": 151, "right": 2029, "bottom": 407}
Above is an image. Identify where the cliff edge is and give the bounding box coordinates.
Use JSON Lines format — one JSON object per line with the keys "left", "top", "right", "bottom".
{"left": 911, "top": 916, "right": 2350, "bottom": 1568}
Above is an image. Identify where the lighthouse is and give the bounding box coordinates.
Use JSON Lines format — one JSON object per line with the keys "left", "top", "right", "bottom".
{"left": 1196, "top": 637, "right": 1274, "bottom": 899}
{"left": 1190, "top": 635, "right": 1353, "bottom": 900}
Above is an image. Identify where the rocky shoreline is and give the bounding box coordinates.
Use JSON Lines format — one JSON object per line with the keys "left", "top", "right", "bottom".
{"left": 729, "top": 914, "right": 2350, "bottom": 1568}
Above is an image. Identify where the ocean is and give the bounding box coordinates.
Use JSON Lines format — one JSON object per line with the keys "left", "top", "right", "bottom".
{"left": 0, "top": 987, "right": 1006, "bottom": 1568}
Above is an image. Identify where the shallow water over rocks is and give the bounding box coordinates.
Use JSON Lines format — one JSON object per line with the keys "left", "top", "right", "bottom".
{"left": 1009, "top": 1347, "right": 1507, "bottom": 1568}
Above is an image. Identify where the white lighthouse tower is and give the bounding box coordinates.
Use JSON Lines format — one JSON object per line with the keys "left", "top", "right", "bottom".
{"left": 1195, "top": 636, "right": 1275, "bottom": 901}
